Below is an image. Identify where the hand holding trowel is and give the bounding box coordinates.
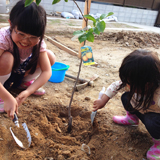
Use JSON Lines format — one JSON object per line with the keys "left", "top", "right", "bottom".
{"left": 10, "top": 113, "right": 31, "bottom": 149}
{"left": 91, "top": 87, "right": 105, "bottom": 125}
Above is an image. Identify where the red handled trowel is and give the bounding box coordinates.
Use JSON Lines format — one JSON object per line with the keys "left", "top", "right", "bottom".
{"left": 91, "top": 87, "right": 105, "bottom": 125}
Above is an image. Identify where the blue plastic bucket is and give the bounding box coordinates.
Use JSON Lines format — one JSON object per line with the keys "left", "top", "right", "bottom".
{"left": 48, "top": 62, "right": 70, "bottom": 83}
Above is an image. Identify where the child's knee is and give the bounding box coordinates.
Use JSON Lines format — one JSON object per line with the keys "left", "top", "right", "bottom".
{"left": 46, "top": 49, "right": 56, "bottom": 66}
{"left": 0, "top": 51, "right": 14, "bottom": 75}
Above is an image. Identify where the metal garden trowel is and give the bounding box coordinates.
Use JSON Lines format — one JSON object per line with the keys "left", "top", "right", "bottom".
{"left": 10, "top": 113, "right": 31, "bottom": 149}
{"left": 91, "top": 87, "right": 105, "bottom": 125}
{"left": 91, "top": 110, "right": 97, "bottom": 125}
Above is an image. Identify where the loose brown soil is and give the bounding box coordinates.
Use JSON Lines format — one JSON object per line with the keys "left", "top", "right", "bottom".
{"left": 11, "top": 124, "right": 29, "bottom": 148}
{"left": 0, "top": 17, "right": 160, "bottom": 160}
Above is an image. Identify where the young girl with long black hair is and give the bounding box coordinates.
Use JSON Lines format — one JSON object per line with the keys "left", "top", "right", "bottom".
{"left": 93, "top": 49, "right": 160, "bottom": 159}
{"left": 0, "top": 0, "right": 56, "bottom": 118}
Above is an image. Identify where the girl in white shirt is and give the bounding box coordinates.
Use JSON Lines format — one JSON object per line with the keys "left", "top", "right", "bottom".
{"left": 93, "top": 49, "right": 160, "bottom": 160}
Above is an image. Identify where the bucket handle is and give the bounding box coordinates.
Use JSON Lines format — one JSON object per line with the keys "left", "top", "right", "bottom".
{"left": 52, "top": 65, "right": 70, "bottom": 71}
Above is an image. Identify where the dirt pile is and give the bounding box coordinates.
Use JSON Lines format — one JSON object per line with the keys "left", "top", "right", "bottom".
{"left": 0, "top": 99, "right": 153, "bottom": 160}
{"left": 96, "top": 31, "right": 160, "bottom": 48}
{"left": 48, "top": 29, "right": 160, "bottom": 52}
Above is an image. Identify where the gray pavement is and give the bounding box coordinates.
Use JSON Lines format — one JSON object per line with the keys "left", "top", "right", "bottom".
{"left": 47, "top": 16, "right": 160, "bottom": 34}
{"left": 118, "top": 22, "right": 160, "bottom": 34}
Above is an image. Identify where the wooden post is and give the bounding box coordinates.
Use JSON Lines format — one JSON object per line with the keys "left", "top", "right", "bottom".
{"left": 78, "top": 0, "right": 92, "bottom": 58}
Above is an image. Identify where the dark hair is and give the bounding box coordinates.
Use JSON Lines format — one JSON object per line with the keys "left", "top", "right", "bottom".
{"left": 119, "top": 49, "right": 160, "bottom": 112}
{"left": 9, "top": 0, "right": 46, "bottom": 73}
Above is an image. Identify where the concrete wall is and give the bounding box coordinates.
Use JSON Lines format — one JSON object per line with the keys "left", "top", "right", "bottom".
{"left": 7, "top": 0, "right": 159, "bottom": 26}
{"left": 0, "top": 0, "right": 6, "bottom": 13}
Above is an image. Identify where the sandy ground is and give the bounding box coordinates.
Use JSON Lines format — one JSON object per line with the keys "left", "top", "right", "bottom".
{"left": 0, "top": 17, "right": 160, "bottom": 160}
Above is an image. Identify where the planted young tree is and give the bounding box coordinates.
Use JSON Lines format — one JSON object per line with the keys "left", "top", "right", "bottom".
{"left": 25, "top": 0, "right": 113, "bottom": 132}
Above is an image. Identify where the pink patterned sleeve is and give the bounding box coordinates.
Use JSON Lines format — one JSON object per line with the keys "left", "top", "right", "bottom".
{"left": 105, "top": 80, "right": 122, "bottom": 98}
{"left": 40, "top": 39, "right": 47, "bottom": 52}
{"left": 0, "top": 27, "right": 13, "bottom": 52}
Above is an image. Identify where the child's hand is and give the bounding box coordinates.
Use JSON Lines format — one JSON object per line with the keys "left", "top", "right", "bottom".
{"left": 4, "top": 97, "right": 18, "bottom": 119}
{"left": 93, "top": 99, "right": 106, "bottom": 111}
{"left": 16, "top": 90, "right": 30, "bottom": 106}
{"left": 93, "top": 94, "right": 110, "bottom": 111}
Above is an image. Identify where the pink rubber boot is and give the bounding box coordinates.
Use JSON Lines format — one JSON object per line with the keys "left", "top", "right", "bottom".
{"left": 147, "top": 138, "right": 160, "bottom": 160}
{"left": 113, "top": 111, "right": 139, "bottom": 125}
{"left": 19, "top": 79, "right": 45, "bottom": 96}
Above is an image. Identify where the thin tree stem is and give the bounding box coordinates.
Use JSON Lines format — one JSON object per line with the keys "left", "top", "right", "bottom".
{"left": 68, "top": 57, "right": 83, "bottom": 117}
{"left": 67, "top": 0, "right": 88, "bottom": 131}
{"left": 73, "top": 0, "right": 88, "bottom": 24}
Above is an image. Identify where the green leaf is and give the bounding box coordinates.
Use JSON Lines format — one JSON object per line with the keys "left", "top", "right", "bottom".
{"left": 107, "top": 12, "right": 114, "bottom": 17}
{"left": 64, "top": 0, "right": 68, "bottom": 2}
{"left": 100, "top": 14, "right": 108, "bottom": 20}
{"left": 36, "top": 0, "right": 41, "bottom": 5}
{"left": 86, "top": 32, "right": 94, "bottom": 42}
{"left": 97, "top": 21, "right": 106, "bottom": 32}
{"left": 95, "top": 18, "right": 100, "bottom": 22}
{"left": 93, "top": 27, "right": 100, "bottom": 35}
{"left": 73, "top": 30, "right": 85, "bottom": 36}
{"left": 52, "top": 0, "right": 61, "bottom": 4}
{"left": 84, "top": 15, "right": 96, "bottom": 23}
{"left": 93, "top": 21, "right": 96, "bottom": 27}
{"left": 78, "top": 34, "right": 87, "bottom": 43}
{"left": 100, "top": 12, "right": 114, "bottom": 20}
{"left": 25, "top": 0, "right": 34, "bottom": 7}
{"left": 88, "top": 28, "right": 93, "bottom": 32}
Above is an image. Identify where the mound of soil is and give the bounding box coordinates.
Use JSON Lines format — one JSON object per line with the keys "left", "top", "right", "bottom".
{"left": 0, "top": 97, "right": 153, "bottom": 160}
{"left": 97, "top": 31, "right": 160, "bottom": 48}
